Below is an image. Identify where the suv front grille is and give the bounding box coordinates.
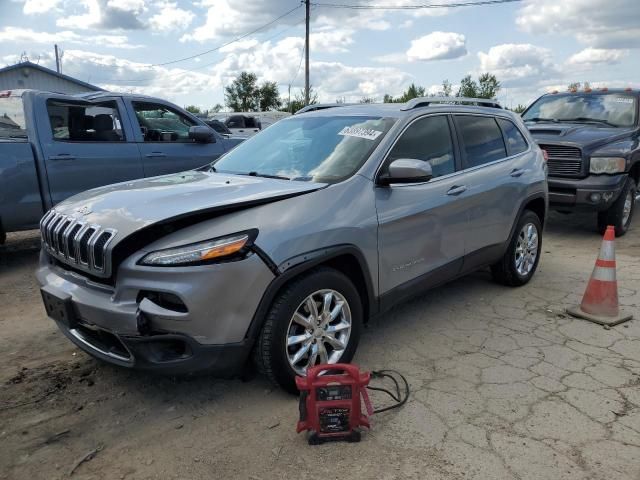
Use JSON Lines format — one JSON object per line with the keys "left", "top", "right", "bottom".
{"left": 40, "top": 210, "right": 116, "bottom": 276}
{"left": 539, "top": 144, "right": 583, "bottom": 177}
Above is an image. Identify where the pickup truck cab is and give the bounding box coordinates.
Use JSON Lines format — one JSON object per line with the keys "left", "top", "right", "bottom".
{"left": 0, "top": 89, "right": 243, "bottom": 243}
{"left": 523, "top": 89, "right": 639, "bottom": 235}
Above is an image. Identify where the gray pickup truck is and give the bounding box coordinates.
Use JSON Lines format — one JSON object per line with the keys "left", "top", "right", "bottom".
{"left": 0, "top": 89, "right": 243, "bottom": 243}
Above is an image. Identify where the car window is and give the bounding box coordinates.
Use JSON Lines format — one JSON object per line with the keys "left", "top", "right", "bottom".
{"left": 455, "top": 115, "right": 507, "bottom": 168}
{"left": 46, "top": 100, "right": 124, "bottom": 142}
{"left": 133, "top": 102, "right": 196, "bottom": 142}
{"left": 386, "top": 115, "right": 455, "bottom": 178}
{"left": 213, "top": 115, "right": 395, "bottom": 183}
{"left": 498, "top": 118, "right": 528, "bottom": 155}
{"left": 0, "top": 95, "right": 27, "bottom": 138}
{"left": 226, "top": 116, "right": 246, "bottom": 129}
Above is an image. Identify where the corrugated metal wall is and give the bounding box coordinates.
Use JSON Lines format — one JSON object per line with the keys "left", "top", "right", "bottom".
{"left": 0, "top": 67, "right": 98, "bottom": 94}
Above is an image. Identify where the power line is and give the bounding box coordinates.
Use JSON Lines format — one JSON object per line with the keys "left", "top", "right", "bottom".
{"left": 311, "top": 0, "right": 522, "bottom": 9}
{"left": 91, "top": 17, "right": 305, "bottom": 84}
{"left": 150, "top": 5, "right": 302, "bottom": 67}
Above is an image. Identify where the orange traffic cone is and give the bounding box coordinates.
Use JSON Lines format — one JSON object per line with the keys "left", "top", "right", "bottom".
{"left": 567, "top": 225, "right": 633, "bottom": 326}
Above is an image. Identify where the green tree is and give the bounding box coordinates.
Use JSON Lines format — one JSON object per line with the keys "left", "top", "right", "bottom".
{"left": 511, "top": 104, "right": 527, "bottom": 114}
{"left": 457, "top": 75, "right": 478, "bottom": 97}
{"left": 567, "top": 81, "right": 590, "bottom": 91}
{"left": 442, "top": 79, "right": 453, "bottom": 97}
{"left": 383, "top": 83, "right": 426, "bottom": 103}
{"left": 477, "top": 73, "right": 500, "bottom": 99}
{"left": 185, "top": 105, "right": 202, "bottom": 114}
{"left": 258, "top": 81, "right": 282, "bottom": 111}
{"left": 210, "top": 103, "right": 223, "bottom": 113}
{"left": 359, "top": 96, "right": 376, "bottom": 103}
{"left": 288, "top": 86, "right": 318, "bottom": 113}
{"left": 225, "top": 71, "right": 259, "bottom": 111}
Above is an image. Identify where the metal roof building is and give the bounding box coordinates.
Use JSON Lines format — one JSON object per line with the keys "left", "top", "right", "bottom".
{"left": 0, "top": 61, "right": 103, "bottom": 94}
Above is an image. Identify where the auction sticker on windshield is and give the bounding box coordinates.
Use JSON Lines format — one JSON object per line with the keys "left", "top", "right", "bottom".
{"left": 338, "top": 126, "right": 383, "bottom": 141}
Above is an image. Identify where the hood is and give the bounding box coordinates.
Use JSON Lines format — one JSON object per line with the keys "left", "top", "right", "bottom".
{"left": 54, "top": 170, "right": 326, "bottom": 241}
{"left": 526, "top": 123, "right": 633, "bottom": 148}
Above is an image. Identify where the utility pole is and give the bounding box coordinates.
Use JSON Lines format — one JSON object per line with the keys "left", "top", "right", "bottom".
{"left": 54, "top": 44, "right": 60, "bottom": 73}
{"left": 304, "top": 0, "right": 310, "bottom": 106}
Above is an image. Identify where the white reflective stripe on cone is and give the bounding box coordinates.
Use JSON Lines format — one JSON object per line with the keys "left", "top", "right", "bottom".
{"left": 599, "top": 241, "right": 616, "bottom": 261}
{"left": 592, "top": 266, "right": 617, "bottom": 282}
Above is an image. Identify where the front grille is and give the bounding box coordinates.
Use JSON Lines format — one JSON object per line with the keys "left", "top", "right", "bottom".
{"left": 539, "top": 144, "right": 583, "bottom": 177}
{"left": 40, "top": 210, "right": 117, "bottom": 276}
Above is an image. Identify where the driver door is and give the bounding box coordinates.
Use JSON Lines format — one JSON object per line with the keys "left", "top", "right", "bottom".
{"left": 375, "top": 114, "right": 467, "bottom": 299}
{"left": 127, "top": 100, "right": 224, "bottom": 177}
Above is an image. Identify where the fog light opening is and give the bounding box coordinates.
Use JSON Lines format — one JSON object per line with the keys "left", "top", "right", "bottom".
{"left": 590, "top": 193, "right": 602, "bottom": 203}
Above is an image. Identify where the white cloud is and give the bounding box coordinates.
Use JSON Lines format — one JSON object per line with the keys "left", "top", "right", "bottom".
{"left": 568, "top": 48, "right": 628, "bottom": 67}
{"left": 407, "top": 32, "right": 467, "bottom": 61}
{"left": 516, "top": 0, "right": 640, "bottom": 48}
{"left": 478, "top": 43, "right": 557, "bottom": 85}
{"left": 22, "top": 0, "right": 62, "bottom": 14}
{"left": 148, "top": 1, "right": 194, "bottom": 31}
{"left": 0, "top": 26, "right": 142, "bottom": 49}
{"left": 57, "top": 0, "right": 147, "bottom": 30}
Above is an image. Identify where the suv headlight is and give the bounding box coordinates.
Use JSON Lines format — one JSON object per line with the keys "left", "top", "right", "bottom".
{"left": 139, "top": 232, "right": 252, "bottom": 267}
{"left": 590, "top": 157, "right": 626, "bottom": 174}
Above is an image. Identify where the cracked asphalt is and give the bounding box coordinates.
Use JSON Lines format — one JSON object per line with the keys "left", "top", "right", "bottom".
{"left": 0, "top": 212, "right": 638, "bottom": 480}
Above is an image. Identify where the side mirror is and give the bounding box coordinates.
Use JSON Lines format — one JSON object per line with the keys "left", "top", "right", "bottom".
{"left": 189, "top": 125, "right": 215, "bottom": 143}
{"left": 378, "top": 158, "right": 433, "bottom": 186}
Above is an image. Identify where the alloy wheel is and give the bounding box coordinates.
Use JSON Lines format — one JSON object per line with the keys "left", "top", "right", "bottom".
{"left": 515, "top": 223, "right": 539, "bottom": 276}
{"left": 285, "top": 289, "right": 352, "bottom": 376}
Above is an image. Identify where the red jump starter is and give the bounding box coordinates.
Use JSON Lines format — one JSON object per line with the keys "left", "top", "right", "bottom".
{"left": 296, "top": 363, "right": 372, "bottom": 444}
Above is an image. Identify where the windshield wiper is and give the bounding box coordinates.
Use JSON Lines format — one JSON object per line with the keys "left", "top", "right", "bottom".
{"left": 243, "top": 171, "right": 291, "bottom": 181}
{"left": 524, "top": 117, "right": 558, "bottom": 123}
{"left": 557, "top": 117, "right": 617, "bottom": 127}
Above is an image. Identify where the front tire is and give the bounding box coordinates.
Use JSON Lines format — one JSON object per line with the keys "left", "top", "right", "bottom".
{"left": 254, "top": 267, "right": 362, "bottom": 393}
{"left": 491, "top": 210, "right": 543, "bottom": 287}
{"left": 597, "top": 177, "right": 636, "bottom": 237}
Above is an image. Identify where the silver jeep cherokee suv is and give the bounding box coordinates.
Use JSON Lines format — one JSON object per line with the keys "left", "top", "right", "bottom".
{"left": 37, "top": 97, "right": 548, "bottom": 392}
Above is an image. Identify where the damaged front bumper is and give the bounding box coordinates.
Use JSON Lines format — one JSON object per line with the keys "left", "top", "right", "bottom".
{"left": 36, "top": 249, "right": 275, "bottom": 375}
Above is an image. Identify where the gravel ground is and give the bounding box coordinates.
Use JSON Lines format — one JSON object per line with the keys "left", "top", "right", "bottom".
{"left": 0, "top": 213, "right": 639, "bottom": 480}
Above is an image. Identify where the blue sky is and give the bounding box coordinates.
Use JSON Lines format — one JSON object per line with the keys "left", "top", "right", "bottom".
{"left": 1, "top": 0, "right": 639, "bottom": 111}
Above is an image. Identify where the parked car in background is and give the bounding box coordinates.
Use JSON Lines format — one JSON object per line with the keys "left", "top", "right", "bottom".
{"left": 0, "top": 89, "right": 243, "bottom": 242}
{"left": 37, "top": 97, "right": 547, "bottom": 392}
{"left": 211, "top": 111, "right": 290, "bottom": 138}
{"left": 523, "top": 88, "right": 639, "bottom": 235}
{"left": 204, "top": 119, "right": 233, "bottom": 137}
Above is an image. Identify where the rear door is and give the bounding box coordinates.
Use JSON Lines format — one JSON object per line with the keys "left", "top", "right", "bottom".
{"left": 128, "top": 100, "right": 225, "bottom": 177}
{"left": 375, "top": 114, "right": 467, "bottom": 298}
{"left": 452, "top": 114, "right": 530, "bottom": 266}
{"left": 38, "top": 96, "right": 143, "bottom": 206}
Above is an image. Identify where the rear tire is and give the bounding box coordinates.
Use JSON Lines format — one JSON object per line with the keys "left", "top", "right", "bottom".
{"left": 254, "top": 267, "right": 362, "bottom": 394}
{"left": 597, "top": 177, "right": 636, "bottom": 237}
{"left": 491, "top": 210, "right": 542, "bottom": 287}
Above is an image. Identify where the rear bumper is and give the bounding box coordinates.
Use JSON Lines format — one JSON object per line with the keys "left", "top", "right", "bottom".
{"left": 548, "top": 174, "right": 628, "bottom": 211}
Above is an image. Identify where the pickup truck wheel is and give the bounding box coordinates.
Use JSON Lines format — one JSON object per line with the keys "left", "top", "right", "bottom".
{"left": 491, "top": 210, "right": 542, "bottom": 287}
{"left": 597, "top": 178, "right": 636, "bottom": 237}
{"left": 254, "top": 267, "right": 362, "bottom": 394}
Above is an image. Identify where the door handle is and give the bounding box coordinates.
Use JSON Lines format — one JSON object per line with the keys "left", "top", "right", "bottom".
{"left": 49, "top": 154, "right": 76, "bottom": 161}
{"left": 510, "top": 168, "right": 526, "bottom": 178}
{"left": 446, "top": 185, "right": 467, "bottom": 196}
{"left": 145, "top": 152, "right": 167, "bottom": 158}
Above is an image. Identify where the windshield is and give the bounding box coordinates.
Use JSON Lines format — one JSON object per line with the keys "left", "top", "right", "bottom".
{"left": 0, "top": 95, "right": 27, "bottom": 137}
{"left": 523, "top": 93, "right": 637, "bottom": 127}
{"left": 213, "top": 115, "right": 395, "bottom": 183}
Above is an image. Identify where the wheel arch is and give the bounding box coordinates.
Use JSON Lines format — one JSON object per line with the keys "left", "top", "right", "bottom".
{"left": 244, "top": 245, "right": 377, "bottom": 342}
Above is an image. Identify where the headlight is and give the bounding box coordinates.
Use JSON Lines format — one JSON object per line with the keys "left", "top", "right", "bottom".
{"left": 139, "top": 233, "right": 252, "bottom": 267}
{"left": 590, "top": 157, "right": 626, "bottom": 174}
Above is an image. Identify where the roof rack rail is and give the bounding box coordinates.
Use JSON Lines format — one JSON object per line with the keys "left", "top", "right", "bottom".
{"left": 401, "top": 96, "right": 502, "bottom": 110}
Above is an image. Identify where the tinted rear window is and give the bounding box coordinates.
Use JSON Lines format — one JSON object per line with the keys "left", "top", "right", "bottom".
{"left": 0, "top": 95, "right": 27, "bottom": 137}
{"left": 498, "top": 118, "right": 528, "bottom": 155}
{"left": 455, "top": 115, "right": 507, "bottom": 168}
